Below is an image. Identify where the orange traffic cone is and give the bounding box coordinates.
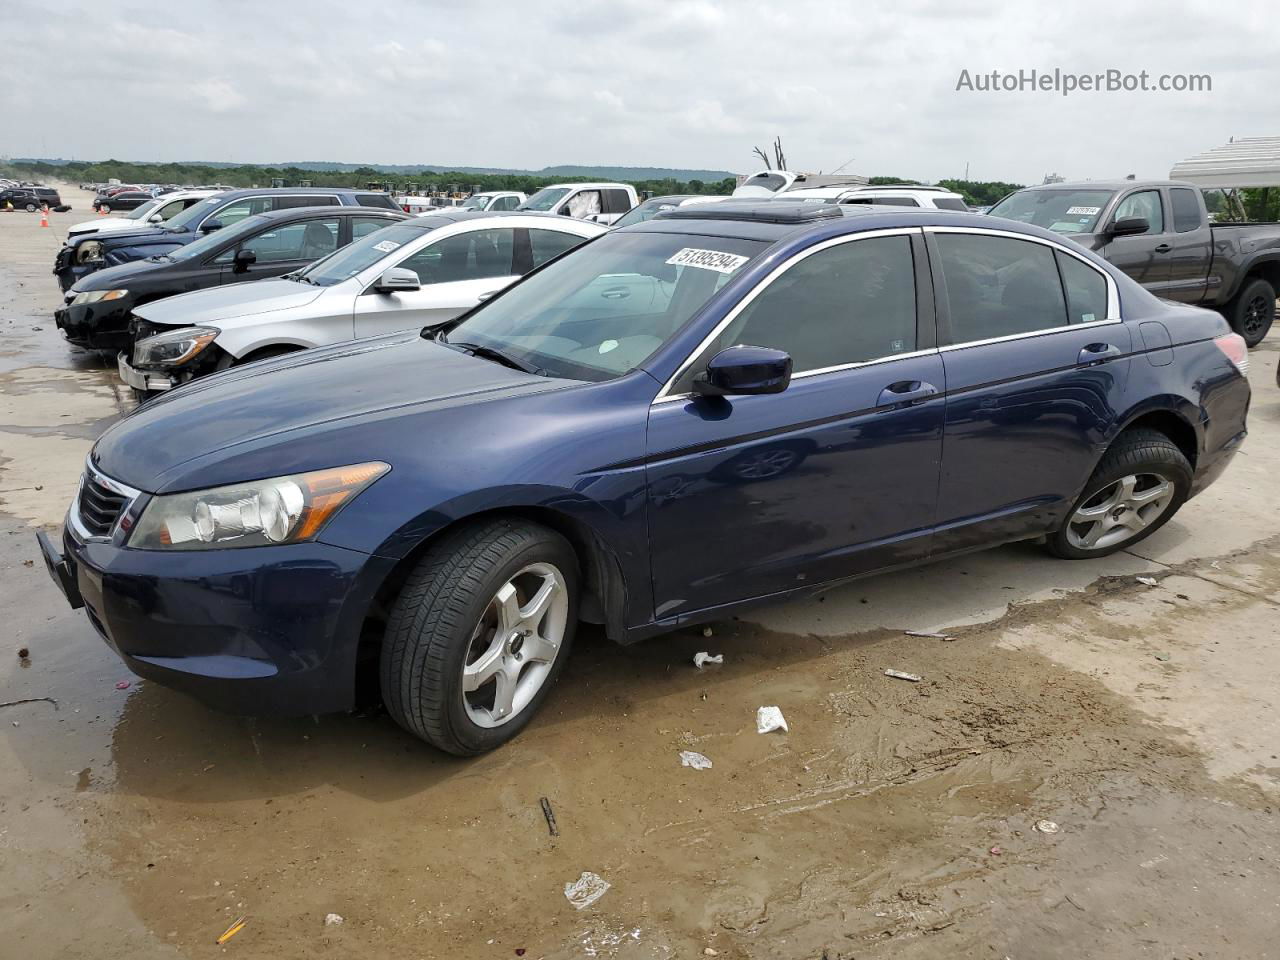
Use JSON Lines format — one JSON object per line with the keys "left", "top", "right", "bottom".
{"left": 97, "top": 205, "right": 107, "bottom": 216}
{"left": 40, "top": 205, "right": 49, "bottom": 228}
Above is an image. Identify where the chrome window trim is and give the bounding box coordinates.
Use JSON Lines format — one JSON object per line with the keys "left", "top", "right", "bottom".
{"left": 653, "top": 227, "right": 925, "bottom": 404}
{"left": 68, "top": 458, "right": 142, "bottom": 543}
{"left": 924, "top": 224, "right": 1121, "bottom": 322}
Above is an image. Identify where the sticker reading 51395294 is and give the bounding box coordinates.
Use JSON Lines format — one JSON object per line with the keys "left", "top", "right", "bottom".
{"left": 666, "top": 247, "right": 750, "bottom": 275}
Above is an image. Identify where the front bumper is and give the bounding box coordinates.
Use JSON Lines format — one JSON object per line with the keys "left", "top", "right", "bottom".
{"left": 40, "top": 519, "right": 396, "bottom": 716}
{"left": 117, "top": 352, "right": 174, "bottom": 392}
{"left": 53, "top": 248, "right": 96, "bottom": 293}
{"left": 54, "top": 298, "right": 133, "bottom": 350}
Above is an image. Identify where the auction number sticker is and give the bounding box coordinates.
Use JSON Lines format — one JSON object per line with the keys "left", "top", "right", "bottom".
{"left": 373, "top": 240, "right": 401, "bottom": 253}
{"left": 1066, "top": 206, "right": 1101, "bottom": 215}
{"left": 666, "top": 247, "right": 749, "bottom": 274}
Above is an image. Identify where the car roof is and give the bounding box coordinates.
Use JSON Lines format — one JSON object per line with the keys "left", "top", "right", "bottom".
{"left": 249, "top": 205, "right": 409, "bottom": 222}
{"left": 634, "top": 201, "right": 1061, "bottom": 244}
{"left": 208, "top": 186, "right": 372, "bottom": 200}
{"left": 408, "top": 209, "right": 591, "bottom": 228}
{"left": 1017, "top": 179, "right": 1198, "bottom": 192}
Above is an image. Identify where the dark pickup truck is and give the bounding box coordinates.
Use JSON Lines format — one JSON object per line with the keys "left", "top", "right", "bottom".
{"left": 989, "top": 179, "right": 1280, "bottom": 345}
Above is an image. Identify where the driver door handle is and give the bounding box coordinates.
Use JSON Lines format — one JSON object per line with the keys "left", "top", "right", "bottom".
{"left": 877, "top": 380, "right": 938, "bottom": 409}
{"left": 1078, "top": 342, "right": 1122, "bottom": 365}
{"left": 1153, "top": 243, "right": 1172, "bottom": 253}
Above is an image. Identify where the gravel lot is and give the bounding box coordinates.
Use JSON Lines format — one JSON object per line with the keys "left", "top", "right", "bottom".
{"left": 3, "top": 186, "right": 1280, "bottom": 959}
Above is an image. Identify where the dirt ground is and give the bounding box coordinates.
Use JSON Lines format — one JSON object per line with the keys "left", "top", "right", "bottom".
{"left": 2, "top": 186, "right": 1280, "bottom": 960}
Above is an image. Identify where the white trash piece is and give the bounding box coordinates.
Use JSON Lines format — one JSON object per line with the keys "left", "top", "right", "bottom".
{"left": 1136, "top": 576, "right": 1158, "bottom": 586}
{"left": 564, "top": 871, "right": 612, "bottom": 910}
{"left": 693, "top": 652, "right": 724, "bottom": 669}
{"left": 756, "top": 706, "right": 789, "bottom": 734}
{"left": 884, "top": 669, "right": 922, "bottom": 682}
{"left": 679, "top": 750, "right": 713, "bottom": 770}
{"left": 324, "top": 913, "right": 344, "bottom": 926}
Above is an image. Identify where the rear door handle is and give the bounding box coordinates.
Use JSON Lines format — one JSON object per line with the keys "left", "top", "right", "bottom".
{"left": 1078, "top": 342, "right": 1122, "bottom": 365}
{"left": 1153, "top": 243, "right": 1172, "bottom": 253}
{"left": 877, "top": 380, "right": 938, "bottom": 409}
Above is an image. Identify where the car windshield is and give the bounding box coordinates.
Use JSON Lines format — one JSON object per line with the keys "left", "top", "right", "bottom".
{"left": 296, "top": 220, "right": 440, "bottom": 286}
{"left": 461, "top": 195, "right": 492, "bottom": 210}
{"left": 442, "top": 231, "right": 767, "bottom": 382}
{"left": 125, "top": 198, "right": 164, "bottom": 220}
{"left": 989, "top": 189, "right": 1115, "bottom": 234}
{"left": 518, "top": 187, "right": 570, "bottom": 212}
{"left": 161, "top": 195, "right": 225, "bottom": 233}
{"left": 161, "top": 214, "right": 272, "bottom": 262}
{"left": 611, "top": 197, "right": 695, "bottom": 228}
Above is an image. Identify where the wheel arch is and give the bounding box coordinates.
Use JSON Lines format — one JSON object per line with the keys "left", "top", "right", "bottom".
{"left": 1235, "top": 255, "right": 1280, "bottom": 298}
{"left": 1111, "top": 402, "right": 1200, "bottom": 468}
{"left": 353, "top": 504, "right": 630, "bottom": 702}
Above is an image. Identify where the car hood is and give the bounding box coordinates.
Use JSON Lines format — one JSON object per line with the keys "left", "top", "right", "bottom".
{"left": 67, "top": 218, "right": 146, "bottom": 237}
{"left": 91, "top": 332, "right": 575, "bottom": 492}
{"left": 70, "top": 257, "right": 171, "bottom": 293}
{"left": 80, "top": 225, "right": 193, "bottom": 250}
{"left": 133, "top": 279, "right": 325, "bottom": 326}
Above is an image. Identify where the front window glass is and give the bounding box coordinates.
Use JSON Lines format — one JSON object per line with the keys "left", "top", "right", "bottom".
{"left": 162, "top": 196, "right": 225, "bottom": 232}
{"left": 1113, "top": 190, "right": 1163, "bottom": 234}
{"left": 935, "top": 234, "right": 1069, "bottom": 341}
{"left": 518, "top": 187, "right": 570, "bottom": 212}
{"left": 296, "top": 221, "right": 440, "bottom": 286}
{"left": 461, "top": 195, "right": 492, "bottom": 210}
{"left": 444, "top": 232, "right": 766, "bottom": 382}
{"left": 1170, "top": 188, "right": 1202, "bottom": 233}
{"left": 491, "top": 195, "right": 519, "bottom": 211}
{"left": 565, "top": 191, "right": 602, "bottom": 218}
{"left": 683, "top": 235, "right": 917, "bottom": 387}
{"left": 126, "top": 198, "right": 164, "bottom": 220}
{"left": 167, "top": 215, "right": 271, "bottom": 262}
{"left": 397, "top": 228, "right": 515, "bottom": 284}
{"left": 229, "top": 219, "right": 340, "bottom": 263}
{"left": 988, "top": 188, "right": 1115, "bottom": 234}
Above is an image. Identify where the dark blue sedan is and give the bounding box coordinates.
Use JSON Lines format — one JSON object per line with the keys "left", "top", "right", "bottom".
{"left": 38, "top": 202, "right": 1251, "bottom": 755}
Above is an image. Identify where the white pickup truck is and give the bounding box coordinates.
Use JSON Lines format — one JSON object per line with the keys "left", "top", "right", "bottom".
{"left": 397, "top": 191, "right": 526, "bottom": 215}
{"left": 517, "top": 182, "right": 638, "bottom": 225}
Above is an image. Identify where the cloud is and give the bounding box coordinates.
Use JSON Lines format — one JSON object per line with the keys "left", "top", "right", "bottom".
{"left": 1, "top": 0, "right": 1273, "bottom": 186}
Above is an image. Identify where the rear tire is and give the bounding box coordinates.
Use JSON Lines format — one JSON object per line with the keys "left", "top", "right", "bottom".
{"left": 1047, "top": 429, "right": 1192, "bottom": 559}
{"left": 380, "top": 519, "right": 579, "bottom": 755}
{"left": 1227, "top": 277, "right": 1275, "bottom": 347}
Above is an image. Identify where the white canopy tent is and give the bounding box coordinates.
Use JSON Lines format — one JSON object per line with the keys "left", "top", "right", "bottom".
{"left": 1170, "top": 137, "right": 1280, "bottom": 188}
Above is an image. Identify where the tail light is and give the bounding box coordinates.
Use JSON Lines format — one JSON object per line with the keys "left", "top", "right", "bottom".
{"left": 1214, "top": 332, "right": 1249, "bottom": 376}
{"left": 402, "top": 205, "right": 411, "bottom": 213}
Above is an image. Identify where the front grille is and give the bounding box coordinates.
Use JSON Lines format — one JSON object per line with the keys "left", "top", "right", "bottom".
{"left": 77, "top": 467, "right": 135, "bottom": 538}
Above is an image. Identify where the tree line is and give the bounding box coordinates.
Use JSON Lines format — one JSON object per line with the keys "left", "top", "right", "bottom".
{"left": 4, "top": 159, "right": 1028, "bottom": 205}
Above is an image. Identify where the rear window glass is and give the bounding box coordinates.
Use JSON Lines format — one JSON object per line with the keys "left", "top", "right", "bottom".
{"left": 936, "top": 234, "right": 1069, "bottom": 342}
{"left": 1170, "top": 189, "right": 1202, "bottom": 233}
{"left": 1056, "top": 252, "right": 1109, "bottom": 324}
{"left": 933, "top": 197, "right": 968, "bottom": 211}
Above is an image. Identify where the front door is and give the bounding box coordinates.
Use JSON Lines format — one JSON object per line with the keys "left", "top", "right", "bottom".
{"left": 1099, "top": 188, "right": 1174, "bottom": 295}
{"left": 354, "top": 226, "right": 519, "bottom": 339}
{"left": 645, "top": 231, "right": 944, "bottom": 619}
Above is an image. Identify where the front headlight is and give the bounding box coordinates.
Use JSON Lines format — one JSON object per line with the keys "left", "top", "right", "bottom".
{"left": 70, "top": 288, "right": 128, "bottom": 306}
{"left": 129, "top": 462, "right": 390, "bottom": 550}
{"left": 76, "top": 241, "right": 105, "bottom": 264}
{"left": 133, "top": 326, "right": 218, "bottom": 366}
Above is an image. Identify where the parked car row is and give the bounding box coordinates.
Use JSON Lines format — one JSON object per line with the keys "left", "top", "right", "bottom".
{"left": 1, "top": 183, "right": 63, "bottom": 211}
{"left": 38, "top": 197, "right": 1251, "bottom": 757}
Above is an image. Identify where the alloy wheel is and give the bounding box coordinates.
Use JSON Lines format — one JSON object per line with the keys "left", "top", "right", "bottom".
{"left": 1243, "top": 294, "right": 1269, "bottom": 338}
{"left": 1065, "top": 473, "right": 1175, "bottom": 551}
{"left": 461, "top": 562, "right": 568, "bottom": 728}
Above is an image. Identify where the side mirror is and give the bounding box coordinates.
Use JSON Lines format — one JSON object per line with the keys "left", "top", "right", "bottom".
{"left": 148, "top": 213, "right": 163, "bottom": 223}
{"left": 1108, "top": 216, "right": 1149, "bottom": 237}
{"left": 693, "top": 345, "right": 792, "bottom": 397}
{"left": 557, "top": 205, "right": 571, "bottom": 217}
{"left": 201, "top": 219, "right": 224, "bottom": 233}
{"left": 233, "top": 248, "right": 257, "bottom": 271}
{"left": 375, "top": 266, "right": 421, "bottom": 293}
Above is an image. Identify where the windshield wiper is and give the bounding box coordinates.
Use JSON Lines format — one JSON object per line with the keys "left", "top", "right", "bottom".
{"left": 447, "top": 340, "right": 543, "bottom": 375}
{"left": 290, "top": 273, "right": 315, "bottom": 285}
{"left": 145, "top": 254, "right": 173, "bottom": 263}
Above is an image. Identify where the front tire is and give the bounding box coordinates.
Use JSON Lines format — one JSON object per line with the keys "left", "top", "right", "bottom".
{"left": 1228, "top": 277, "right": 1275, "bottom": 347}
{"left": 24, "top": 202, "right": 37, "bottom": 213}
{"left": 99, "top": 203, "right": 111, "bottom": 214}
{"left": 380, "top": 519, "right": 579, "bottom": 755}
{"left": 1047, "top": 429, "right": 1192, "bottom": 559}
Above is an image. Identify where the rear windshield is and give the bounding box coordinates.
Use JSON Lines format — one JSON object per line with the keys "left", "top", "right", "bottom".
{"left": 296, "top": 220, "right": 440, "bottom": 286}
{"left": 442, "top": 231, "right": 767, "bottom": 382}
{"left": 989, "top": 189, "right": 1115, "bottom": 234}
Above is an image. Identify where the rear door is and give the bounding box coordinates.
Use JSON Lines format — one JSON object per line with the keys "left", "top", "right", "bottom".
{"left": 353, "top": 226, "right": 519, "bottom": 338}
{"left": 1099, "top": 189, "right": 1174, "bottom": 293}
{"left": 1163, "top": 187, "right": 1213, "bottom": 303}
{"left": 646, "top": 230, "right": 944, "bottom": 616}
{"left": 928, "top": 227, "right": 1131, "bottom": 553}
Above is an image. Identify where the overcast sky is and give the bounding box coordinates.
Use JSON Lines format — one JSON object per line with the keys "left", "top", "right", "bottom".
{"left": 1, "top": 0, "right": 1273, "bottom": 184}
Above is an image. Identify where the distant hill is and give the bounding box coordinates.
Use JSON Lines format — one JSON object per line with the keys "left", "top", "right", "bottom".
{"left": 15, "top": 158, "right": 738, "bottom": 181}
